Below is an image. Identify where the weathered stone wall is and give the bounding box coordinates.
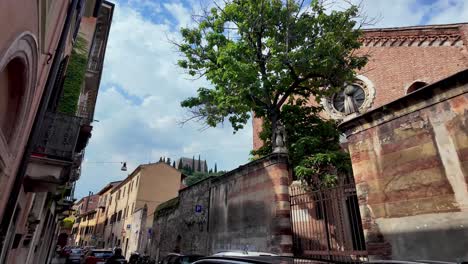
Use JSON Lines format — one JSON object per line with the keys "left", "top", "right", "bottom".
{"left": 339, "top": 70, "right": 468, "bottom": 262}
{"left": 151, "top": 154, "right": 293, "bottom": 260}
{"left": 152, "top": 177, "right": 211, "bottom": 259}
{"left": 209, "top": 154, "right": 292, "bottom": 255}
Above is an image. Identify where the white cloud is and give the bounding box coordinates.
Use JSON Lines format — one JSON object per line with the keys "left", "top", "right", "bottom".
{"left": 75, "top": 0, "right": 468, "bottom": 198}
{"left": 163, "top": 2, "right": 193, "bottom": 28}
{"left": 75, "top": 2, "right": 252, "bottom": 197}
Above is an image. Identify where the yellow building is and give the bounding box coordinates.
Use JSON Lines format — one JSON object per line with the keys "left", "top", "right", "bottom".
{"left": 71, "top": 194, "right": 99, "bottom": 246}
{"left": 103, "top": 162, "right": 182, "bottom": 256}
{"left": 94, "top": 181, "right": 122, "bottom": 248}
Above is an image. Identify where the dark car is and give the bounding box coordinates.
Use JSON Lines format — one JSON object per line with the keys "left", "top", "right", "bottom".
{"left": 81, "top": 249, "right": 114, "bottom": 264}
{"left": 67, "top": 248, "right": 83, "bottom": 264}
{"left": 160, "top": 253, "right": 204, "bottom": 264}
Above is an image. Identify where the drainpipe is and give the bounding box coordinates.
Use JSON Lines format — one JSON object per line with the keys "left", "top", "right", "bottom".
{"left": 0, "top": 0, "right": 80, "bottom": 256}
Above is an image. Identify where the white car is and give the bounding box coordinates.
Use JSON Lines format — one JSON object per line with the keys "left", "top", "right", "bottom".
{"left": 212, "top": 251, "right": 278, "bottom": 257}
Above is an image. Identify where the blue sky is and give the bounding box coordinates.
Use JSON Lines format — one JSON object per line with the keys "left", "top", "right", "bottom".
{"left": 74, "top": 0, "right": 468, "bottom": 198}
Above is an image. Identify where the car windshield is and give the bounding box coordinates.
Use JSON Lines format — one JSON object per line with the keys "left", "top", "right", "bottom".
{"left": 71, "top": 249, "right": 82, "bottom": 254}
{"left": 93, "top": 251, "right": 113, "bottom": 258}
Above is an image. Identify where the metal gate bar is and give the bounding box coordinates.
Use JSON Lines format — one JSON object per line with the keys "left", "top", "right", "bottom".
{"left": 290, "top": 183, "right": 367, "bottom": 263}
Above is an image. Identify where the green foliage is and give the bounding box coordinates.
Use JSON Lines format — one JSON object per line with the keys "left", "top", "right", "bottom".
{"left": 251, "top": 99, "right": 352, "bottom": 189}
{"left": 184, "top": 171, "right": 225, "bottom": 186}
{"left": 62, "top": 217, "right": 74, "bottom": 229}
{"left": 178, "top": 0, "right": 367, "bottom": 139}
{"left": 57, "top": 36, "right": 88, "bottom": 115}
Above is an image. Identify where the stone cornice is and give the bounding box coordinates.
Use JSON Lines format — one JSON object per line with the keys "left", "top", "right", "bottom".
{"left": 359, "top": 24, "right": 466, "bottom": 47}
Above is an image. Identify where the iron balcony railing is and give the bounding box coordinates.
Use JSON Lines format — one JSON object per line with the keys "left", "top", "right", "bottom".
{"left": 32, "top": 112, "right": 83, "bottom": 161}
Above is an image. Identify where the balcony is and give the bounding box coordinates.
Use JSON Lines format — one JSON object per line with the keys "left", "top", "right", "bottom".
{"left": 24, "top": 112, "right": 91, "bottom": 192}
{"left": 32, "top": 112, "right": 83, "bottom": 161}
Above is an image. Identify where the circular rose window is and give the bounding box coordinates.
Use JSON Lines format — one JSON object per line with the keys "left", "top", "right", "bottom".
{"left": 321, "top": 76, "right": 375, "bottom": 120}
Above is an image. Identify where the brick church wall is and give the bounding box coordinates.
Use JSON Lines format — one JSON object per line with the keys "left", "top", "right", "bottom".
{"left": 339, "top": 70, "right": 468, "bottom": 261}
{"left": 253, "top": 23, "right": 468, "bottom": 150}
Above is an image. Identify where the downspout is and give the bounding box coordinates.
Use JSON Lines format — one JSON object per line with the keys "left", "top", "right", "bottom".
{"left": 0, "top": 0, "right": 80, "bottom": 255}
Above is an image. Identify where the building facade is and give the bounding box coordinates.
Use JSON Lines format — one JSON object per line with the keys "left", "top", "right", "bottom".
{"left": 253, "top": 23, "right": 468, "bottom": 148}
{"left": 93, "top": 181, "right": 122, "bottom": 248}
{"left": 100, "top": 162, "right": 183, "bottom": 258}
{"left": 0, "top": 1, "right": 114, "bottom": 263}
{"left": 71, "top": 194, "right": 99, "bottom": 246}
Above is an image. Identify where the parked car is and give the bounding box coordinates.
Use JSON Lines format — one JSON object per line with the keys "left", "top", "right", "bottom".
{"left": 81, "top": 249, "right": 114, "bottom": 264}
{"left": 192, "top": 256, "right": 328, "bottom": 264}
{"left": 212, "top": 252, "right": 278, "bottom": 257}
{"left": 67, "top": 248, "right": 83, "bottom": 264}
{"left": 160, "top": 253, "right": 204, "bottom": 264}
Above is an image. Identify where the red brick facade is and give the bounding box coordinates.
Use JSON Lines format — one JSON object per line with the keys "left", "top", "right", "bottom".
{"left": 253, "top": 23, "right": 468, "bottom": 149}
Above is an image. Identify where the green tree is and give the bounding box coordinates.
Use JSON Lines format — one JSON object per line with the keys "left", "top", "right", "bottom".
{"left": 166, "top": 157, "right": 171, "bottom": 165}
{"left": 197, "top": 155, "right": 201, "bottom": 172}
{"left": 204, "top": 161, "right": 208, "bottom": 173}
{"left": 172, "top": 161, "right": 176, "bottom": 168}
{"left": 192, "top": 156, "right": 195, "bottom": 171}
{"left": 252, "top": 99, "right": 352, "bottom": 189}
{"left": 214, "top": 163, "right": 217, "bottom": 173}
{"left": 177, "top": 0, "right": 367, "bottom": 150}
{"left": 178, "top": 159, "right": 183, "bottom": 169}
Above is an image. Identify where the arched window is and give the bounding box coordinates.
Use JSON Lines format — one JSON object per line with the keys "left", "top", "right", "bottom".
{"left": 406, "top": 81, "right": 428, "bottom": 94}
{"left": 0, "top": 58, "right": 26, "bottom": 143}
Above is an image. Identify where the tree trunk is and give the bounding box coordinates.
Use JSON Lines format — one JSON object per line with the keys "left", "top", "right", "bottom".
{"left": 269, "top": 108, "right": 279, "bottom": 152}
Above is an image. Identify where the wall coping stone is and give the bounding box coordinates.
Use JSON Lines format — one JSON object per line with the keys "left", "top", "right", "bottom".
{"left": 210, "top": 153, "right": 289, "bottom": 185}
{"left": 339, "top": 69, "right": 468, "bottom": 137}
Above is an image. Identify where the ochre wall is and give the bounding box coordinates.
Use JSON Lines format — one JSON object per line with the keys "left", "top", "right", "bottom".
{"left": 340, "top": 71, "right": 468, "bottom": 261}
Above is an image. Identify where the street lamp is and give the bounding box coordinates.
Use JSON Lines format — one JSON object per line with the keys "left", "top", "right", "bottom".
{"left": 87, "top": 161, "right": 128, "bottom": 171}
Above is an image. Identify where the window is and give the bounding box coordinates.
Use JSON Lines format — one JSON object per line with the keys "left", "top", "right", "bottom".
{"left": 322, "top": 75, "right": 375, "bottom": 119}
{"left": 117, "top": 210, "right": 122, "bottom": 221}
{"left": 406, "top": 81, "right": 428, "bottom": 94}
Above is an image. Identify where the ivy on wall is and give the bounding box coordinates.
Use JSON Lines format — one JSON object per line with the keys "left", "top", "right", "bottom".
{"left": 57, "top": 36, "right": 88, "bottom": 115}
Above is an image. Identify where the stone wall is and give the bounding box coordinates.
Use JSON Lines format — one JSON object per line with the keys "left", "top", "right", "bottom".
{"left": 339, "top": 70, "right": 468, "bottom": 262}
{"left": 152, "top": 177, "right": 211, "bottom": 259}
{"left": 209, "top": 154, "right": 292, "bottom": 255}
{"left": 151, "top": 154, "right": 293, "bottom": 260}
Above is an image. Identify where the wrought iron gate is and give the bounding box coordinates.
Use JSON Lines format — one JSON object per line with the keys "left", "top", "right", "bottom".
{"left": 290, "top": 182, "right": 367, "bottom": 262}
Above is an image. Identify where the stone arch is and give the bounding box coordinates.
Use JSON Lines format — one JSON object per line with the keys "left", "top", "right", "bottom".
{"left": 0, "top": 32, "right": 38, "bottom": 149}
{"left": 405, "top": 80, "right": 428, "bottom": 94}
